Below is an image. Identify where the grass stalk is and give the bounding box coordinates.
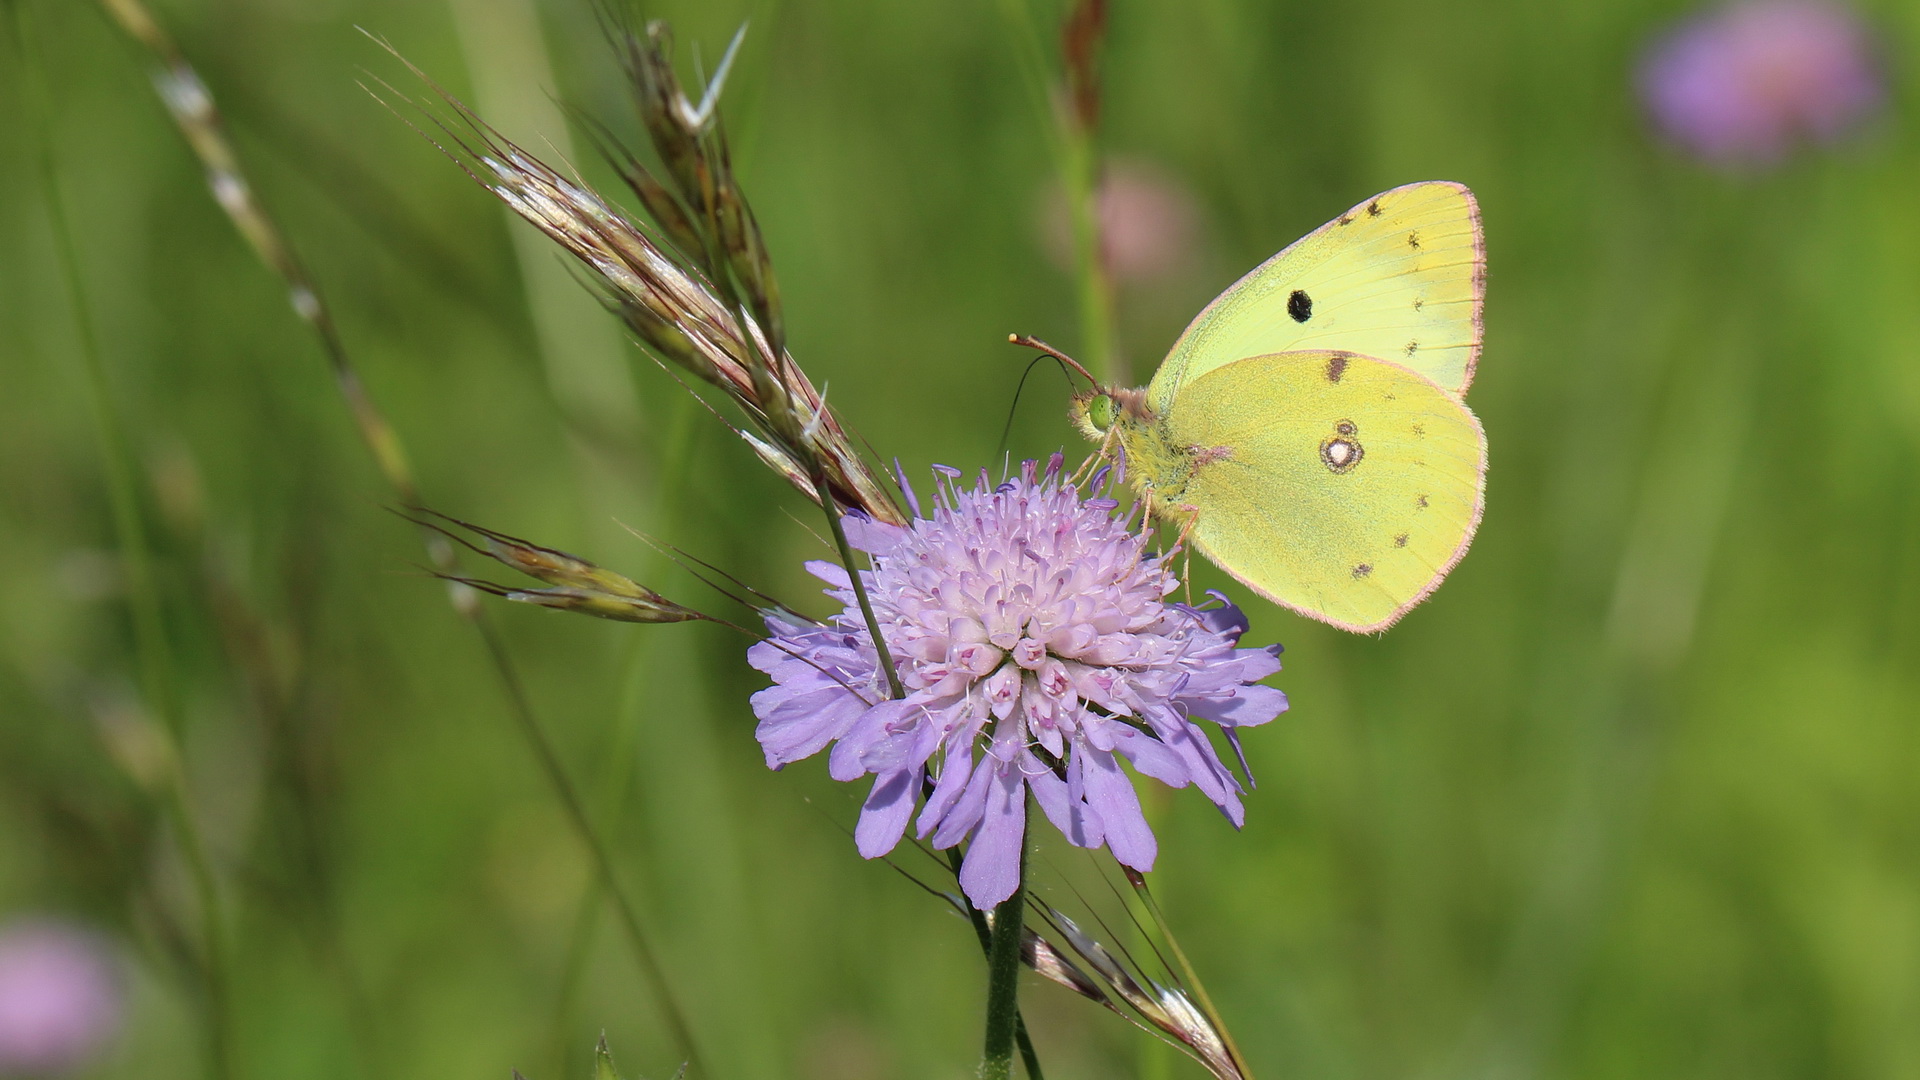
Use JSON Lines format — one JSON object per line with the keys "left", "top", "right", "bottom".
{"left": 545, "top": 394, "right": 699, "bottom": 1078}
{"left": 15, "top": 5, "right": 234, "bottom": 1077}
{"left": 474, "top": 619, "right": 706, "bottom": 1073}
{"left": 817, "top": 467, "right": 907, "bottom": 701}
{"left": 89, "top": 0, "right": 705, "bottom": 1066}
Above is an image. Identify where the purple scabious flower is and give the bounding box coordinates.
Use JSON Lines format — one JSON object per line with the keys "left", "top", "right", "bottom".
{"left": 0, "top": 919, "right": 123, "bottom": 1076}
{"left": 749, "top": 456, "right": 1288, "bottom": 909}
{"left": 1639, "top": 1, "right": 1882, "bottom": 167}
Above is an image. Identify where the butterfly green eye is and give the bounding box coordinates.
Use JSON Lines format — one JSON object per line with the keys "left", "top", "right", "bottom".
{"left": 1087, "top": 394, "right": 1118, "bottom": 431}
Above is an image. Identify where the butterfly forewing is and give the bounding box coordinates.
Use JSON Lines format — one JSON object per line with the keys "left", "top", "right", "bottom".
{"left": 1147, "top": 182, "right": 1484, "bottom": 411}
{"left": 1150, "top": 351, "right": 1486, "bottom": 632}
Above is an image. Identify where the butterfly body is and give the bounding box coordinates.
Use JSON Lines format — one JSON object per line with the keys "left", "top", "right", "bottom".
{"left": 1072, "top": 182, "right": 1489, "bottom": 633}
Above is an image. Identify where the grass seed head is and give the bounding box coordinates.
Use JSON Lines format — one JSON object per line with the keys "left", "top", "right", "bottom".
{"left": 377, "top": 40, "right": 904, "bottom": 524}
{"left": 405, "top": 510, "right": 708, "bottom": 625}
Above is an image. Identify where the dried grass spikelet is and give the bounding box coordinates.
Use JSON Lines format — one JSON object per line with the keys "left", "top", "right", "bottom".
{"left": 1026, "top": 904, "right": 1246, "bottom": 1080}
{"left": 368, "top": 27, "right": 904, "bottom": 526}
{"left": 902, "top": 857, "right": 1247, "bottom": 1080}
{"left": 402, "top": 509, "right": 709, "bottom": 625}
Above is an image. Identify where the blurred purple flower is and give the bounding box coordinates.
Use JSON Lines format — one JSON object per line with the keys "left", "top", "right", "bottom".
{"left": 0, "top": 920, "right": 123, "bottom": 1076}
{"left": 749, "top": 456, "right": 1287, "bottom": 909}
{"left": 1041, "top": 158, "right": 1203, "bottom": 285}
{"left": 1639, "top": 1, "right": 1882, "bottom": 166}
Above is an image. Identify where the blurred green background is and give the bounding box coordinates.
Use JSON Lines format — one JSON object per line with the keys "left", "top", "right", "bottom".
{"left": 4, "top": 0, "right": 1918, "bottom": 1077}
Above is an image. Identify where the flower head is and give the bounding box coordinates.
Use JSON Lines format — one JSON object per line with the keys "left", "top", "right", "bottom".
{"left": 750, "top": 457, "right": 1287, "bottom": 909}
{"left": 1639, "top": 1, "right": 1882, "bottom": 166}
{"left": 0, "top": 919, "right": 123, "bottom": 1075}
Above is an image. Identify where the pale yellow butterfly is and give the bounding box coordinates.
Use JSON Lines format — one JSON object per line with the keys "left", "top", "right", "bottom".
{"left": 1070, "top": 181, "right": 1488, "bottom": 633}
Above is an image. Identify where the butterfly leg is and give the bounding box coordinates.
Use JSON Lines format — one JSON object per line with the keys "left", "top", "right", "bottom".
{"left": 1172, "top": 506, "right": 1203, "bottom": 604}
{"left": 1070, "top": 425, "right": 1123, "bottom": 487}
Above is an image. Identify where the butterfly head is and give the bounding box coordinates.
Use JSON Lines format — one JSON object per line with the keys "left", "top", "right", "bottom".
{"left": 1070, "top": 386, "right": 1150, "bottom": 443}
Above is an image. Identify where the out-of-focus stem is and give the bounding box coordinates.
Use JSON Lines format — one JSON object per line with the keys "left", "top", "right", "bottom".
{"left": 547, "top": 394, "right": 698, "bottom": 1078}
{"left": 996, "top": 0, "right": 1120, "bottom": 385}
{"left": 17, "top": 5, "right": 234, "bottom": 1077}
{"left": 1063, "top": 130, "right": 1120, "bottom": 385}
{"left": 445, "top": 0, "right": 642, "bottom": 457}
{"left": 97, "top": 0, "right": 417, "bottom": 501}
{"left": 475, "top": 620, "right": 707, "bottom": 1074}
{"left": 92, "top": 0, "right": 704, "bottom": 1067}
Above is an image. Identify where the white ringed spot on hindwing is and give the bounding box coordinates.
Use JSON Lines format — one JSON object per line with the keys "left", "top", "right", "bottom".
{"left": 1321, "top": 420, "right": 1363, "bottom": 475}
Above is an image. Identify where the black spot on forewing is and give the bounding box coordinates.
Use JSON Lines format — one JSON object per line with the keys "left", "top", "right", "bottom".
{"left": 1407, "top": 231, "right": 1422, "bottom": 250}
{"left": 1411, "top": 423, "right": 1426, "bottom": 437}
{"left": 1337, "top": 214, "right": 1354, "bottom": 226}
{"left": 1367, "top": 200, "right": 1382, "bottom": 217}
{"left": 1416, "top": 494, "right": 1430, "bottom": 509}
{"left": 1394, "top": 533, "right": 1409, "bottom": 548}
{"left": 1352, "top": 564, "right": 1373, "bottom": 579}
{"left": 1404, "top": 340, "right": 1420, "bottom": 357}
{"left": 1287, "top": 290, "right": 1313, "bottom": 323}
{"left": 1325, "top": 355, "right": 1348, "bottom": 383}
{"left": 1413, "top": 297, "right": 1426, "bottom": 311}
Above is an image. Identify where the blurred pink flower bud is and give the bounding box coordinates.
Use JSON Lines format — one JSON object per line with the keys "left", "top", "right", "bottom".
{"left": 0, "top": 920, "right": 124, "bottom": 1076}
{"left": 1041, "top": 158, "right": 1202, "bottom": 285}
{"left": 1639, "top": 1, "right": 1883, "bottom": 166}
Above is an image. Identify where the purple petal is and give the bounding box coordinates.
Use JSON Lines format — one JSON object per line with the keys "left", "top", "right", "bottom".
{"left": 932, "top": 754, "right": 997, "bottom": 849}
{"left": 1109, "top": 726, "right": 1189, "bottom": 786}
{"left": 828, "top": 699, "right": 916, "bottom": 782}
{"left": 959, "top": 758, "right": 1028, "bottom": 909}
{"left": 855, "top": 767, "right": 918, "bottom": 857}
{"left": 1082, "top": 748, "right": 1155, "bottom": 871}
{"left": 1184, "top": 684, "right": 1289, "bottom": 728}
{"left": 752, "top": 684, "right": 868, "bottom": 767}
{"left": 918, "top": 746, "right": 975, "bottom": 838}
{"left": 1153, "top": 718, "right": 1244, "bottom": 824}
{"left": 1183, "top": 594, "right": 1249, "bottom": 639}
{"left": 1029, "top": 752, "right": 1102, "bottom": 849}
{"left": 805, "top": 560, "right": 851, "bottom": 589}
{"left": 747, "top": 459, "right": 1290, "bottom": 881}
{"left": 841, "top": 512, "right": 909, "bottom": 554}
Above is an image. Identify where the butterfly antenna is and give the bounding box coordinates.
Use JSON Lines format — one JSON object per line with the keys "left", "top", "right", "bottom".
{"left": 996, "top": 350, "right": 1082, "bottom": 459}
{"left": 1008, "top": 333, "right": 1097, "bottom": 387}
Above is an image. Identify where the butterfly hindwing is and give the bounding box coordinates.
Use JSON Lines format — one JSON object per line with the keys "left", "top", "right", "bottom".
{"left": 1136, "top": 350, "right": 1486, "bottom": 633}
{"left": 1146, "top": 182, "right": 1484, "bottom": 412}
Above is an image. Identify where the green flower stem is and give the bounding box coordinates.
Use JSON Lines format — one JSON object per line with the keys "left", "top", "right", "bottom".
{"left": 949, "top": 850, "right": 1044, "bottom": 1079}
{"left": 14, "top": 5, "right": 233, "bottom": 1076}
{"left": 979, "top": 842, "right": 1029, "bottom": 1080}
